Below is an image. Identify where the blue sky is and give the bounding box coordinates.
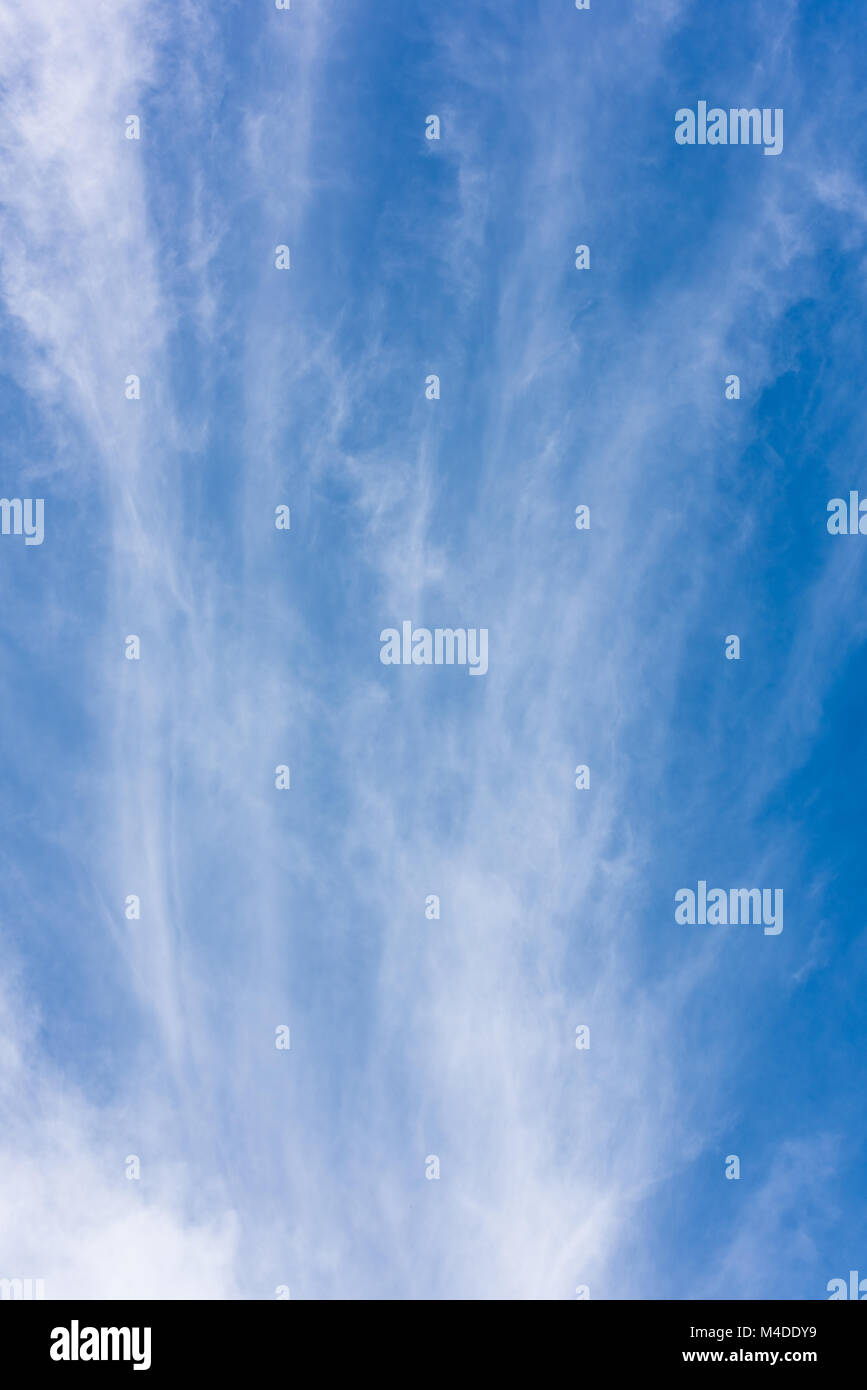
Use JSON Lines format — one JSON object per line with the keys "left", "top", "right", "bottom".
{"left": 0, "top": 0, "right": 865, "bottom": 1299}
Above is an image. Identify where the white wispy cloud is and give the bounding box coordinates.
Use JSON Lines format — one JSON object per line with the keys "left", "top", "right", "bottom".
{"left": 0, "top": 0, "right": 861, "bottom": 1301}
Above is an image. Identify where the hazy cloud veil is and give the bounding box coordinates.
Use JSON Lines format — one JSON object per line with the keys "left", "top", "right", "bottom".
{"left": 0, "top": 0, "right": 865, "bottom": 1300}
